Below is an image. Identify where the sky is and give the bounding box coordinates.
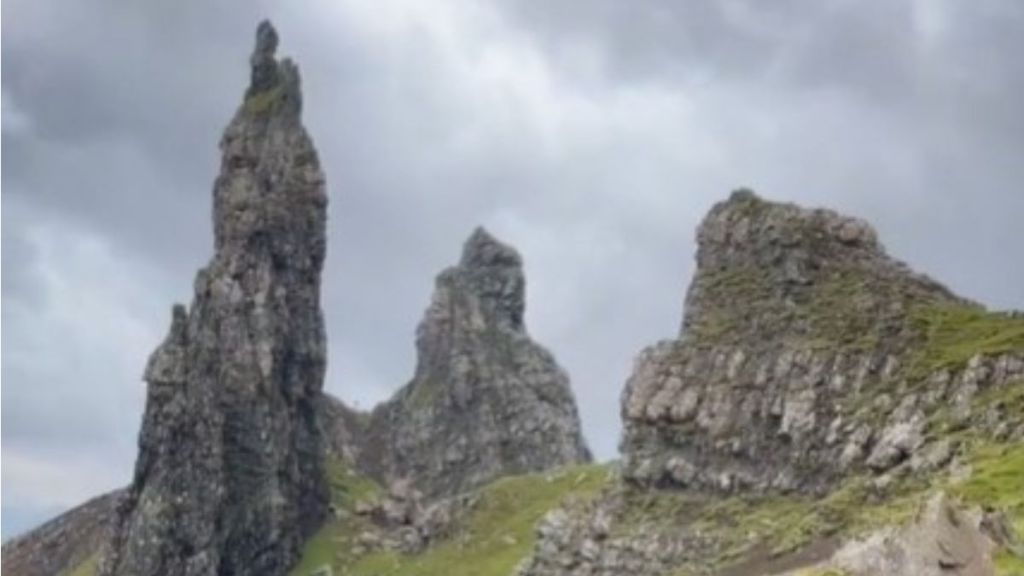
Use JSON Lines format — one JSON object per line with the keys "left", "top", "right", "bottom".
{"left": 3, "top": 0, "right": 1023, "bottom": 538}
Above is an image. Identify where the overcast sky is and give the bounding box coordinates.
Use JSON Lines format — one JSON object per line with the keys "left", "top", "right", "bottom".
{"left": 3, "top": 0, "right": 1023, "bottom": 538}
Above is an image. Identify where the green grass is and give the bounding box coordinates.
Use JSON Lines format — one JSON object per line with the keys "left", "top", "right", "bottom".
{"left": 951, "top": 442, "right": 1024, "bottom": 576}
{"left": 695, "top": 475, "right": 925, "bottom": 562}
{"left": 908, "top": 305, "right": 1024, "bottom": 378}
{"left": 289, "top": 458, "right": 383, "bottom": 576}
{"left": 951, "top": 442, "right": 1024, "bottom": 536}
{"left": 291, "top": 463, "right": 613, "bottom": 576}
{"left": 995, "top": 549, "right": 1024, "bottom": 576}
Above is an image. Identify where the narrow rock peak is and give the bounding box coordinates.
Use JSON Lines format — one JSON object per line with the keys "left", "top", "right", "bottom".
{"left": 243, "top": 19, "right": 302, "bottom": 118}
{"left": 456, "top": 226, "right": 525, "bottom": 330}
{"left": 360, "top": 227, "right": 590, "bottom": 499}
{"left": 459, "top": 226, "right": 523, "bottom": 270}
{"left": 248, "top": 20, "right": 279, "bottom": 93}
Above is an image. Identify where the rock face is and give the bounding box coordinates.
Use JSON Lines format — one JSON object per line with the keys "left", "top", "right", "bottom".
{"left": 1, "top": 490, "right": 125, "bottom": 576}
{"left": 822, "top": 493, "right": 999, "bottom": 576}
{"left": 358, "top": 227, "right": 591, "bottom": 499}
{"left": 99, "top": 21, "right": 329, "bottom": 576}
{"left": 319, "top": 394, "right": 368, "bottom": 466}
{"left": 620, "top": 190, "right": 1024, "bottom": 494}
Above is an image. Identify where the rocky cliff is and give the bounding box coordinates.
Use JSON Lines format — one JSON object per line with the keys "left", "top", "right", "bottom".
{"left": 620, "top": 190, "right": 1024, "bottom": 494}
{"left": 356, "top": 227, "right": 591, "bottom": 499}
{"left": 98, "top": 21, "right": 329, "bottom": 576}
{"left": 517, "top": 191, "right": 1024, "bottom": 576}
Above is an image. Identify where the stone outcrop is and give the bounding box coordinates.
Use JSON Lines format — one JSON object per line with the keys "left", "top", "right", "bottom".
{"left": 99, "top": 21, "right": 329, "bottom": 576}
{"left": 357, "top": 227, "right": 591, "bottom": 499}
{"left": 1, "top": 490, "right": 125, "bottom": 576}
{"left": 819, "top": 493, "right": 1000, "bottom": 576}
{"left": 620, "top": 190, "right": 1024, "bottom": 495}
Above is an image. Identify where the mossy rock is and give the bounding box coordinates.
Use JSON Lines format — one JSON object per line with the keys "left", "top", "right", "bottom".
{"left": 244, "top": 85, "right": 285, "bottom": 115}
{"left": 62, "top": 553, "right": 99, "bottom": 576}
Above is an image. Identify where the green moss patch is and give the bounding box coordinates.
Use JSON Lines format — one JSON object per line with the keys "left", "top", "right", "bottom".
{"left": 63, "top": 552, "right": 99, "bottom": 576}
{"left": 909, "top": 305, "right": 1024, "bottom": 378}
{"left": 244, "top": 85, "right": 284, "bottom": 114}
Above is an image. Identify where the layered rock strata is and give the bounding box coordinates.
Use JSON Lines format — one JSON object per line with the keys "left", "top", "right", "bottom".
{"left": 620, "top": 190, "right": 1024, "bottom": 494}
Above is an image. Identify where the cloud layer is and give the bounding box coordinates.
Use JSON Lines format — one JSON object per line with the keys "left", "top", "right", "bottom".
{"left": 4, "top": 0, "right": 1022, "bottom": 537}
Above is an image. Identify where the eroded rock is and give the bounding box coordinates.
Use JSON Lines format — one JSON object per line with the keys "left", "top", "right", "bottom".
{"left": 358, "top": 228, "right": 591, "bottom": 499}
{"left": 620, "top": 191, "right": 1024, "bottom": 494}
{"left": 99, "top": 21, "right": 329, "bottom": 576}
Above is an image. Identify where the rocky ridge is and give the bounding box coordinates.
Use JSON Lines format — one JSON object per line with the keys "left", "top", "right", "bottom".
{"left": 97, "top": 21, "right": 330, "bottom": 576}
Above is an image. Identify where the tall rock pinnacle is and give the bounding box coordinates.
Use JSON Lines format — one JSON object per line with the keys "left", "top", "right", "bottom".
{"left": 360, "top": 228, "right": 591, "bottom": 499}
{"left": 100, "top": 21, "right": 329, "bottom": 576}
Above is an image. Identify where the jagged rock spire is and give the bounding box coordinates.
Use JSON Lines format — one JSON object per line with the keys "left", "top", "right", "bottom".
{"left": 457, "top": 226, "right": 526, "bottom": 329}
{"left": 359, "top": 228, "right": 591, "bottom": 499}
{"left": 100, "top": 22, "right": 328, "bottom": 576}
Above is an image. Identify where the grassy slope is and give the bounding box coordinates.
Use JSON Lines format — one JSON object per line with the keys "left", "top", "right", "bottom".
{"left": 289, "top": 459, "right": 384, "bottom": 575}
{"left": 292, "top": 463, "right": 613, "bottom": 576}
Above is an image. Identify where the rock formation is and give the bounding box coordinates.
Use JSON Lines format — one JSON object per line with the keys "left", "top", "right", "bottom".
{"left": 1, "top": 490, "right": 125, "bottom": 576}
{"left": 620, "top": 190, "right": 1024, "bottom": 494}
{"left": 357, "top": 227, "right": 591, "bottom": 499}
{"left": 517, "top": 190, "right": 1024, "bottom": 576}
{"left": 821, "top": 492, "right": 1000, "bottom": 576}
{"left": 11, "top": 50, "right": 1024, "bottom": 573}
{"left": 99, "top": 21, "right": 329, "bottom": 576}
